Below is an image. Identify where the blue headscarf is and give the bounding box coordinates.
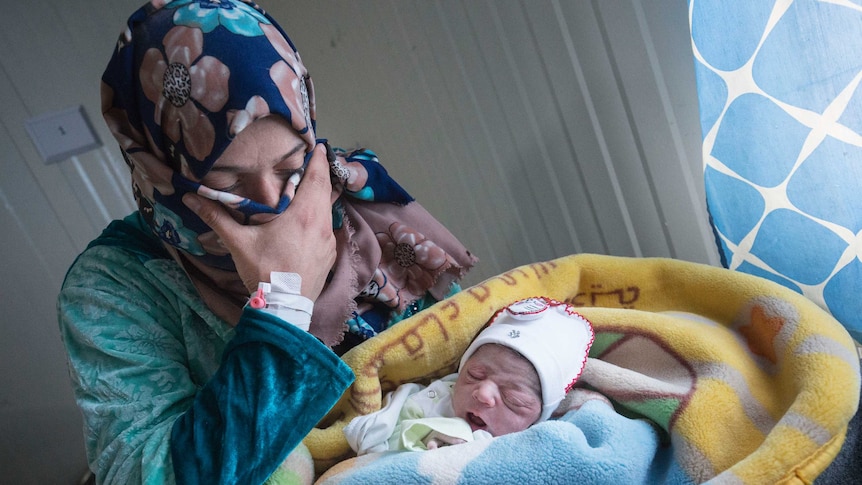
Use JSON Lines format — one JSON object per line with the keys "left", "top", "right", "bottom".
{"left": 104, "top": 0, "right": 331, "bottom": 268}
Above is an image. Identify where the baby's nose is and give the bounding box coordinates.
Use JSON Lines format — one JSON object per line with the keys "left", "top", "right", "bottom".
{"left": 473, "top": 381, "right": 499, "bottom": 406}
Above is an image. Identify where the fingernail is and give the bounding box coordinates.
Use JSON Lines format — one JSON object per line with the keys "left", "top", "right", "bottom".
{"left": 324, "top": 142, "right": 335, "bottom": 163}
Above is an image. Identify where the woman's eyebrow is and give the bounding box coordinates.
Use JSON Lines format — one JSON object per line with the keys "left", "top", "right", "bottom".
{"left": 273, "top": 141, "right": 307, "bottom": 166}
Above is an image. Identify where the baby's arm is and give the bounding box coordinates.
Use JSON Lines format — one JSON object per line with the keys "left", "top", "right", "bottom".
{"left": 400, "top": 416, "right": 487, "bottom": 451}
{"left": 344, "top": 383, "right": 423, "bottom": 455}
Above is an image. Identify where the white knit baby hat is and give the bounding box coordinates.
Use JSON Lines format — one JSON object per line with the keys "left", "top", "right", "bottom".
{"left": 459, "top": 297, "right": 595, "bottom": 421}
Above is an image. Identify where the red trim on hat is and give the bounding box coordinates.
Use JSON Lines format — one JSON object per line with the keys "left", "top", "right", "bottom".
{"left": 565, "top": 310, "right": 595, "bottom": 393}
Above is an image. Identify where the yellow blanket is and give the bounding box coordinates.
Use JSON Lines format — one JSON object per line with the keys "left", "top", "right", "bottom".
{"left": 305, "top": 254, "right": 860, "bottom": 484}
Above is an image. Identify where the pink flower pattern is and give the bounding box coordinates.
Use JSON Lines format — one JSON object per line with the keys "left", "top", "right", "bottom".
{"left": 226, "top": 95, "right": 271, "bottom": 136}
{"left": 373, "top": 222, "right": 455, "bottom": 309}
{"left": 140, "top": 26, "right": 230, "bottom": 161}
{"left": 263, "top": 23, "right": 315, "bottom": 145}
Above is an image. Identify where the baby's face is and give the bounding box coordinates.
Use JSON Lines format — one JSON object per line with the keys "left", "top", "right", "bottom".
{"left": 452, "top": 344, "right": 542, "bottom": 437}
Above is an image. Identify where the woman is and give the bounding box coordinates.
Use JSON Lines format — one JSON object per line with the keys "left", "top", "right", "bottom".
{"left": 57, "top": 1, "right": 475, "bottom": 483}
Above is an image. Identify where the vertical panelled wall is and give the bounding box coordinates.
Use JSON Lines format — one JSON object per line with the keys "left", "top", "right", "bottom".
{"left": 0, "top": 1, "right": 143, "bottom": 484}
{"left": 278, "top": 0, "right": 719, "bottom": 283}
{"left": 0, "top": 1, "right": 713, "bottom": 483}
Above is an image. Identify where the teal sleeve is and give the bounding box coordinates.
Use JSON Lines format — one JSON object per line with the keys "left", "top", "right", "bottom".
{"left": 170, "top": 308, "right": 353, "bottom": 485}
{"left": 58, "top": 240, "right": 353, "bottom": 485}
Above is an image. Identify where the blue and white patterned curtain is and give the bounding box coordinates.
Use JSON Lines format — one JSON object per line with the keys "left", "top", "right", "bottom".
{"left": 689, "top": 0, "right": 862, "bottom": 341}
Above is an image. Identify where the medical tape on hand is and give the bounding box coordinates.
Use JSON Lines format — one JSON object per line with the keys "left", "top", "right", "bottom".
{"left": 248, "top": 272, "right": 313, "bottom": 331}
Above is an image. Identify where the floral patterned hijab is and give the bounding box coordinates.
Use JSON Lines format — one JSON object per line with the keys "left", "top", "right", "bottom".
{"left": 102, "top": 0, "right": 476, "bottom": 347}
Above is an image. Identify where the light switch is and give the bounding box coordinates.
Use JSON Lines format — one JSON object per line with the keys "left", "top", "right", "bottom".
{"left": 25, "top": 105, "right": 102, "bottom": 164}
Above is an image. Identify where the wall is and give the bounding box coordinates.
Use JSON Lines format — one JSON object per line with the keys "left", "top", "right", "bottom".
{"left": 0, "top": 1, "right": 714, "bottom": 483}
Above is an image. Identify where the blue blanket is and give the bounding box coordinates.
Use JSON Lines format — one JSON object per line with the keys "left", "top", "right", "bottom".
{"left": 317, "top": 400, "right": 668, "bottom": 484}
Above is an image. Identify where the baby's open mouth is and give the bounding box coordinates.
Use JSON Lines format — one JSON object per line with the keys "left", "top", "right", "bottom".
{"left": 466, "top": 412, "right": 486, "bottom": 430}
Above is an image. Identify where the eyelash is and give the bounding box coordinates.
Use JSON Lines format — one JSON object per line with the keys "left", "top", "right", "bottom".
{"left": 211, "top": 182, "right": 238, "bottom": 193}
{"left": 467, "top": 371, "right": 484, "bottom": 381}
{"left": 208, "top": 169, "right": 300, "bottom": 194}
{"left": 277, "top": 169, "right": 301, "bottom": 181}
{"left": 503, "top": 393, "right": 531, "bottom": 408}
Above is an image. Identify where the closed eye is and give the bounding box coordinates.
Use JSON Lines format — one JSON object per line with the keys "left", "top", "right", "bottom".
{"left": 276, "top": 168, "right": 302, "bottom": 183}
{"left": 209, "top": 182, "right": 239, "bottom": 193}
{"left": 466, "top": 369, "right": 487, "bottom": 382}
{"left": 502, "top": 390, "right": 536, "bottom": 409}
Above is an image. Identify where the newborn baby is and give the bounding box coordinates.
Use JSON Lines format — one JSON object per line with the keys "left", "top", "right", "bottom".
{"left": 344, "top": 297, "right": 595, "bottom": 454}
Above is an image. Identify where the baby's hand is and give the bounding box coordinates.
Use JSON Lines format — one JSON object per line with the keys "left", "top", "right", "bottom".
{"left": 422, "top": 431, "right": 466, "bottom": 450}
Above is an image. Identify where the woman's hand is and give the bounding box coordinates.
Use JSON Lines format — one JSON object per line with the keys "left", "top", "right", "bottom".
{"left": 183, "top": 143, "right": 337, "bottom": 301}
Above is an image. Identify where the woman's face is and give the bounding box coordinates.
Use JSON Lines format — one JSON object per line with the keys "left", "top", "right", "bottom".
{"left": 452, "top": 344, "right": 542, "bottom": 437}
{"left": 200, "top": 115, "right": 307, "bottom": 222}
